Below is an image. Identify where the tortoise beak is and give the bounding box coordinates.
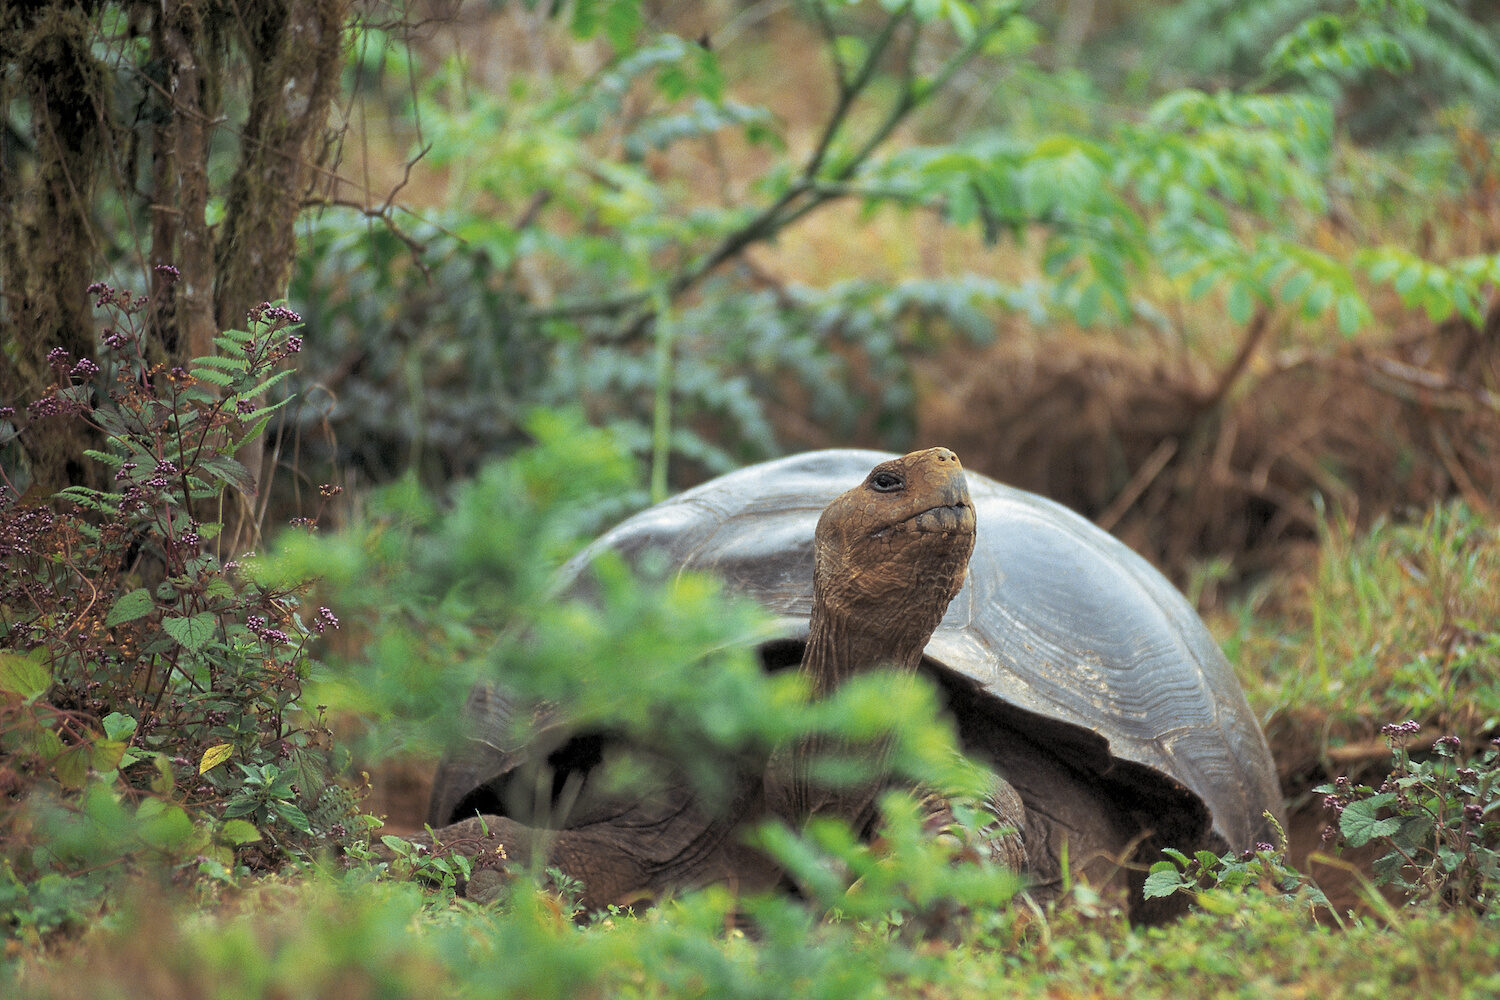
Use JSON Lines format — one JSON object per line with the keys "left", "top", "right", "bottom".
{"left": 905, "top": 447, "right": 973, "bottom": 535}
{"left": 910, "top": 501, "right": 975, "bottom": 534}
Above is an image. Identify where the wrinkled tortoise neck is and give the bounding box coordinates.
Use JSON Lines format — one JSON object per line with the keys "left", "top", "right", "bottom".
{"left": 800, "top": 589, "right": 930, "bottom": 696}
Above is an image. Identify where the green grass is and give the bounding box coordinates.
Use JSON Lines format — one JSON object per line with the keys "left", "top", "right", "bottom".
{"left": 9, "top": 868, "right": 1500, "bottom": 999}
{"left": 1219, "top": 501, "right": 1500, "bottom": 760}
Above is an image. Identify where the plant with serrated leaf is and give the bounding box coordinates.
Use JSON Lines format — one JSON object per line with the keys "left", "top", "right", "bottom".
{"left": 0, "top": 272, "right": 370, "bottom": 944}
{"left": 1142, "top": 812, "right": 1331, "bottom": 916}
{"left": 1317, "top": 721, "right": 1500, "bottom": 915}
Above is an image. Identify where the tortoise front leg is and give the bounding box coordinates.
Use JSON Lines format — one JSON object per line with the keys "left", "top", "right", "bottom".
{"left": 407, "top": 785, "right": 775, "bottom": 911}
{"left": 405, "top": 813, "right": 656, "bottom": 908}
{"left": 914, "top": 770, "right": 1028, "bottom": 872}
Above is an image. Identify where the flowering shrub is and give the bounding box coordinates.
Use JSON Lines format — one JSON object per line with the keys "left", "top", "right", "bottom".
{"left": 1317, "top": 721, "right": 1500, "bottom": 915}
{"left": 1142, "top": 813, "right": 1330, "bottom": 916}
{"left": 0, "top": 272, "right": 369, "bottom": 943}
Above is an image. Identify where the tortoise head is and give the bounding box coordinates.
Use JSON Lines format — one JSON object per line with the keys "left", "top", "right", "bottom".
{"left": 812, "top": 447, "right": 976, "bottom": 643}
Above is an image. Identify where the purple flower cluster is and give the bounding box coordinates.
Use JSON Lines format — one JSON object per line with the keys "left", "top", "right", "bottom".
{"left": 245, "top": 615, "right": 291, "bottom": 646}
{"left": 1238, "top": 840, "right": 1277, "bottom": 861}
{"left": 28, "top": 395, "right": 62, "bottom": 419}
{"left": 1323, "top": 775, "right": 1352, "bottom": 817}
{"left": 118, "top": 485, "right": 149, "bottom": 512}
{"left": 1381, "top": 719, "right": 1421, "bottom": 739}
{"left": 310, "top": 606, "right": 340, "bottom": 634}
{"left": 71, "top": 358, "right": 100, "bottom": 380}
{"left": 48, "top": 347, "right": 71, "bottom": 370}
{"left": 0, "top": 504, "right": 55, "bottom": 560}
{"left": 248, "top": 302, "right": 302, "bottom": 326}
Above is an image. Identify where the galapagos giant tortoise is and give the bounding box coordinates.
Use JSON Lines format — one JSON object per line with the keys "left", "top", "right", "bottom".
{"left": 426, "top": 448, "right": 1283, "bottom": 919}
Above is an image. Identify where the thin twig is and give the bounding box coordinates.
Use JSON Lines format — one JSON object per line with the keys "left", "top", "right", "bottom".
{"left": 1096, "top": 438, "right": 1178, "bottom": 532}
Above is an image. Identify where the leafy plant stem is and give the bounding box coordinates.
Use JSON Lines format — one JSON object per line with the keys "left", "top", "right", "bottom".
{"left": 805, "top": 1, "right": 913, "bottom": 180}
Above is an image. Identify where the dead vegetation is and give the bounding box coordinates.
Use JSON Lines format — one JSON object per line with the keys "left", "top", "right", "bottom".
{"left": 917, "top": 303, "right": 1500, "bottom": 587}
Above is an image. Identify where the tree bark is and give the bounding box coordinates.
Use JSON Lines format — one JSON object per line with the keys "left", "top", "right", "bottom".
{"left": 214, "top": 0, "right": 351, "bottom": 541}
{"left": 150, "top": 0, "right": 219, "bottom": 364}
{"left": 0, "top": 5, "right": 107, "bottom": 496}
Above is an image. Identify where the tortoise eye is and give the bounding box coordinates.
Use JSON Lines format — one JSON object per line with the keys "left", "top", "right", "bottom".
{"left": 869, "top": 470, "right": 904, "bottom": 493}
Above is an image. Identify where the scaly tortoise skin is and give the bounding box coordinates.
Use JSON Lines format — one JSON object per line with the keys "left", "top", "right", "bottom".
{"left": 430, "top": 449, "right": 1283, "bottom": 917}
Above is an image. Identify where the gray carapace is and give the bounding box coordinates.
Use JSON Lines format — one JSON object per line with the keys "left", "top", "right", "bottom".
{"left": 430, "top": 449, "right": 1283, "bottom": 918}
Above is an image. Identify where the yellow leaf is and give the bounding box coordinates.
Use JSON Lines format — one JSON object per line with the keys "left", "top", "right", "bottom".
{"left": 199, "top": 743, "right": 234, "bottom": 774}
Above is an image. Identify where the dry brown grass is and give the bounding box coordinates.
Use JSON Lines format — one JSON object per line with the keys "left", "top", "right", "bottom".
{"left": 918, "top": 307, "right": 1500, "bottom": 584}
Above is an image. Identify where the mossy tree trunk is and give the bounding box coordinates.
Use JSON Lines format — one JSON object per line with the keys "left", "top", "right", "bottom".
{"left": 1, "top": 0, "right": 351, "bottom": 531}
{"left": 0, "top": 4, "right": 108, "bottom": 496}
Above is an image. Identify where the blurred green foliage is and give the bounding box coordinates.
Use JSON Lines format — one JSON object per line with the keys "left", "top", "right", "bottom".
{"left": 11, "top": 840, "right": 1500, "bottom": 999}
{"left": 282, "top": 0, "right": 1500, "bottom": 500}
{"left": 269, "top": 408, "right": 990, "bottom": 810}
{"left": 290, "top": 1, "right": 1035, "bottom": 490}
{"left": 1152, "top": 0, "right": 1500, "bottom": 141}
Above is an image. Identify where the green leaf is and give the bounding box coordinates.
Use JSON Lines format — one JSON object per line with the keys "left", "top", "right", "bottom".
{"left": 223, "top": 798, "right": 259, "bottom": 820}
{"left": 102, "top": 712, "right": 137, "bottom": 741}
{"left": 92, "top": 738, "right": 128, "bottom": 773}
{"left": 54, "top": 747, "right": 90, "bottom": 790}
{"left": 83, "top": 449, "right": 125, "bottom": 467}
{"left": 151, "top": 754, "right": 175, "bottom": 795}
{"left": 1160, "top": 847, "right": 1192, "bottom": 866}
{"left": 0, "top": 649, "right": 53, "bottom": 701}
{"left": 106, "top": 588, "right": 156, "bottom": 627}
{"left": 273, "top": 801, "right": 313, "bottom": 834}
{"left": 1076, "top": 282, "right": 1103, "bottom": 326}
{"left": 1394, "top": 261, "right": 1424, "bottom": 296}
{"left": 200, "top": 454, "right": 257, "bottom": 497}
{"left": 1227, "top": 281, "right": 1255, "bottom": 325}
{"left": 32, "top": 727, "right": 65, "bottom": 761}
{"left": 381, "top": 834, "right": 414, "bottom": 856}
{"left": 1142, "top": 864, "right": 1187, "bottom": 900}
{"left": 200, "top": 743, "right": 234, "bottom": 774}
{"left": 219, "top": 819, "right": 263, "bottom": 846}
{"left": 190, "top": 354, "right": 250, "bottom": 374}
{"left": 1334, "top": 293, "right": 1368, "bottom": 335}
{"left": 137, "top": 800, "right": 196, "bottom": 851}
{"left": 190, "top": 368, "right": 236, "bottom": 388}
{"left": 833, "top": 35, "right": 869, "bottom": 73}
{"left": 163, "top": 613, "right": 218, "bottom": 653}
{"left": 1340, "top": 794, "right": 1403, "bottom": 847}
